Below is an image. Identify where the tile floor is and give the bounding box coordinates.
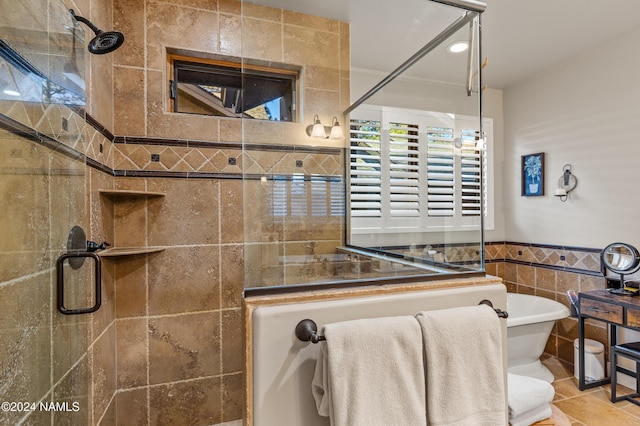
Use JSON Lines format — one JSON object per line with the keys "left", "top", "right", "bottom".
{"left": 543, "top": 355, "right": 640, "bottom": 425}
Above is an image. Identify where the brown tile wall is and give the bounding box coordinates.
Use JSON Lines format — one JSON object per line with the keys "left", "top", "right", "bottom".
{"left": 4, "top": 0, "right": 348, "bottom": 424}
{"left": 102, "top": 0, "right": 348, "bottom": 424}
{"left": 485, "top": 242, "right": 608, "bottom": 369}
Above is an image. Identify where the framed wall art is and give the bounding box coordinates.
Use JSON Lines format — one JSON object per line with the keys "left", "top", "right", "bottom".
{"left": 521, "top": 152, "right": 544, "bottom": 196}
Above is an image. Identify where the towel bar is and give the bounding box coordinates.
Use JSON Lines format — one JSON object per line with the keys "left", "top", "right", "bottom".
{"left": 295, "top": 300, "right": 508, "bottom": 343}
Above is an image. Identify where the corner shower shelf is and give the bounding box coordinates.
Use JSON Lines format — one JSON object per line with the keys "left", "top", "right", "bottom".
{"left": 99, "top": 189, "right": 166, "bottom": 197}
{"left": 98, "top": 246, "right": 165, "bottom": 257}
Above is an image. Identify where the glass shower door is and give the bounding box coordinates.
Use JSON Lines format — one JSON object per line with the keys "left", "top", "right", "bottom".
{"left": 0, "top": 0, "right": 92, "bottom": 423}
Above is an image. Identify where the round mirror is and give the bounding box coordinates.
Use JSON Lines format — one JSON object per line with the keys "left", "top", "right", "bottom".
{"left": 602, "top": 242, "right": 640, "bottom": 275}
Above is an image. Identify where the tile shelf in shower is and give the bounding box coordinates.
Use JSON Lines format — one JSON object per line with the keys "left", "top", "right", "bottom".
{"left": 99, "top": 189, "right": 166, "bottom": 197}
{"left": 98, "top": 246, "right": 165, "bottom": 257}
{"left": 97, "top": 189, "right": 166, "bottom": 258}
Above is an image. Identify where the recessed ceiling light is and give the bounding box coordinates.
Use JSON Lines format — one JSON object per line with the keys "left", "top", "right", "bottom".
{"left": 447, "top": 41, "right": 468, "bottom": 53}
{"left": 3, "top": 89, "right": 21, "bottom": 97}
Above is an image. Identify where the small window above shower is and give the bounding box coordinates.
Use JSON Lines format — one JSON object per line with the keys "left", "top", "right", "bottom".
{"left": 167, "top": 52, "right": 299, "bottom": 122}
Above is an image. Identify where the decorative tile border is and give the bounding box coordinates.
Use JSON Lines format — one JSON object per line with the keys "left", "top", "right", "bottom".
{"left": 486, "top": 241, "right": 603, "bottom": 276}
{"left": 3, "top": 105, "right": 344, "bottom": 181}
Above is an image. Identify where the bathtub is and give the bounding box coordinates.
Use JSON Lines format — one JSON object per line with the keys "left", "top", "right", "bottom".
{"left": 506, "top": 293, "right": 571, "bottom": 382}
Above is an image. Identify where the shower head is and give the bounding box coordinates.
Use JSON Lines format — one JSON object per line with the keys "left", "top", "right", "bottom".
{"left": 69, "top": 9, "right": 125, "bottom": 55}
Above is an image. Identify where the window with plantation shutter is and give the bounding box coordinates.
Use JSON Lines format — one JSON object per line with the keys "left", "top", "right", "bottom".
{"left": 270, "top": 175, "right": 344, "bottom": 218}
{"left": 460, "top": 128, "right": 482, "bottom": 216}
{"left": 349, "top": 118, "right": 382, "bottom": 218}
{"left": 349, "top": 106, "right": 493, "bottom": 234}
{"left": 389, "top": 122, "right": 420, "bottom": 217}
{"left": 426, "top": 125, "right": 455, "bottom": 217}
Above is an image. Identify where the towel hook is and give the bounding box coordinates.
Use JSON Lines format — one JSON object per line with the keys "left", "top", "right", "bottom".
{"left": 295, "top": 319, "right": 326, "bottom": 343}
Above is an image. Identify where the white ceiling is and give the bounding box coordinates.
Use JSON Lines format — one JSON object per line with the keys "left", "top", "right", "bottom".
{"left": 249, "top": 0, "right": 640, "bottom": 90}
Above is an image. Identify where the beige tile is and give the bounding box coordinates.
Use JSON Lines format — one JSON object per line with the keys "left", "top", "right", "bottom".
{"left": 283, "top": 10, "right": 339, "bottom": 32}
{"left": 92, "top": 258, "right": 116, "bottom": 340}
{"left": 219, "top": 13, "right": 242, "bottom": 56}
{"left": 302, "top": 89, "right": 341, "bottom": 126}
{"left": 543, "top": 355, "right": 573, "bottom": 380}
{"left": 91, "top": 324, "right": 117, "bottom": 423}
{"left": 147, "top": 178, "right": 220, "bottom": 246}
{"left": 116, "top": 318, "right": 148, "bottom": 389}
{"left": 52, "top": 356, "right": 90, "bottom": 425}
{"left": 219, "top": 0, "right": 241, "bottom": 15}
{"left": 221, "top": 244, "right": 244, "bottom": 309}
{"left": 113, "top": 0, "right": 145, "bottom": 68}
{"left": 284, "top": 25, "right": 339, "bottom": 69}
{"left": 222, "top": 372, "right": 244, "bottom": 422}
{"left": 554, "top": 392, "right": 640, "bottom": 426}
{"left": 148, "top": 312, "right": 221, "bottom": 384}
{"left": 220, "top": 180, "right": 244, "bottom": 244}
{"left": 116, "top": 388, "right": 148, "bottom": 426}
{"left": 243, "top": 119, "right": 285, "bottom": 145}
{"left": 148, "top": 246, "right": 220, "bottom": 315}
{"left": 160, "top": 0, "right": 218, "bottom": 11}
{"left": 114, "top": 66, "right": 146, "bottom": 136}
{"left": 88, "top": 55, "right": 114, "bottom": 132}
{"left": 304, "top": 65, "right": 340, "bottom": 91}
{"left": 0, "top": 277, "right": 51, "bottom": 423}
{"left": 517, "top": 264, "right": 535, "bottom": 286}
{"left": 222, "top": 309, "right": 243, "bottom": 373}
{"left": 113, "top": 195, "right": 148, "bottom": 247}
{"left": 558, "top": 271, "right": 580, "bottom": 293}
{"left": 115, "top": 255, "right": 148, "bottom": 318}
{"left": 537, "top": 267, "right": 557, "bottom": 291}
{"left": 149, "top": 377, "right": 222, "bottom": 425}
{"left": 146, "top": 3, "right": 218, "bottom": 71}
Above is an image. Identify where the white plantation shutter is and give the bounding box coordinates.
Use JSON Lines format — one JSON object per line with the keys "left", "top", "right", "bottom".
{"left": 272, "top": 176, "right": 287, "bottom": 217}
{"left": 460, "top": 129, "right": 482, "bottom": 216}
{"left": 350, "top": 119, "right": 382, "bottom": 217}
{"left": 270, "top": 175, "right": 344, "bottom": 218}
{"left": 290, "top": 174, "right": 307, "bottom": 216}
{"left": 329, "top": 177, "right": 345, "bottom": 217}
{"left": 426, "top": 126, "right": 455, "bottom": 217}
{"left": 348, "top": 106, "right": 492, "bottom": 233}
{"left": 311, "top": 176, "right": 327, "bottom": 216}
{"left": 389, "top": 122, "right": 420, "bottom": 217}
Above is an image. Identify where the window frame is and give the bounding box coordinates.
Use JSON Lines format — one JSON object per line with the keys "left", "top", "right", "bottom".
{"left": 167, "top": 53, "right": 299, "bottom": 122}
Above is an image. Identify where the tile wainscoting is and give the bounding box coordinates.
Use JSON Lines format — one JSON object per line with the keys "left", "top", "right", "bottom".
{"left": 486, "top": 241, "right": 607, "bottom": 369}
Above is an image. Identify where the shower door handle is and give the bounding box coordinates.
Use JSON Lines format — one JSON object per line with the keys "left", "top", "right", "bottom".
{"left": 56, "top": 251, "right": 102, "bottom": 315}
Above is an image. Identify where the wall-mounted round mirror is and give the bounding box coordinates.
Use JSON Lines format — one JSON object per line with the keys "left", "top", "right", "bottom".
{"left": 602, "top": 242, "right": 640, "bottom": 295}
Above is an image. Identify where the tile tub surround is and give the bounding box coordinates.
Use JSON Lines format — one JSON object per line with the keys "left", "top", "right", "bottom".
{"left": 244, "top": 276, "right": 507, "bottom": 426}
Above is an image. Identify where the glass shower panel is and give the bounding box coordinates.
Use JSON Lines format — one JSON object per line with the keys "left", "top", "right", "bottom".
{"left": 348, "top": 12, "right": 484, "bottom": 270}
{"left": 0, "top": 0, "right": 90, "bottom": 423}
{"left": 242, "top": 0, "right": 484, "bottom": 292}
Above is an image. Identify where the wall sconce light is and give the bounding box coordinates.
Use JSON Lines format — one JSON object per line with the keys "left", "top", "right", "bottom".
{"left": 554, "top": 164, "right": 577, "bottom": 202}
{"left": 306, "top": 115, "right": 344, "bottom": 140}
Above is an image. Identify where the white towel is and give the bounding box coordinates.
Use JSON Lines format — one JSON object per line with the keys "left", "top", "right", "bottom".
{"left": 507, "top": 373, "right": 555, "bottom": 418}
{"left": 311, "top": 316, "right": 426, "bottom": 426}
{"left": 509, "top": 404, "right": 552, "bottom": 426}
{"left": 417, "top": 305, "right": 507, "bottom": 426}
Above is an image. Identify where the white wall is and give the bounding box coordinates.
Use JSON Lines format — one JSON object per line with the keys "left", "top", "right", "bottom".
{"left": 502, "top": 28, "right": 640, "bottom": 249}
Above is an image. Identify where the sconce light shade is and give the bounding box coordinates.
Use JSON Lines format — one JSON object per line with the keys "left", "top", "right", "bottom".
{"left": 306, "top": 115, "right": 344, "bottom": 140}
{"left": 555, "top": 164, "right": 577, "bottom": 202}
{"left": 329, "top": 117, "right": 344, "bottom": 140}
{"left": 310, "top": 115, "right": 327, "bottom": 138}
